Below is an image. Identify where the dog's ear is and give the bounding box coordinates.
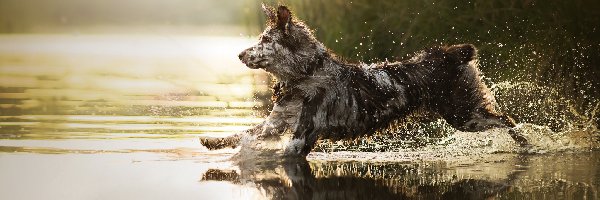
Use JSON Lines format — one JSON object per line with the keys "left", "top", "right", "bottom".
{"left": 261, "top": 3, "right": 276, "bottom": 23}
{"left": 276, "top": 5, "right": 292, "bottom": 33}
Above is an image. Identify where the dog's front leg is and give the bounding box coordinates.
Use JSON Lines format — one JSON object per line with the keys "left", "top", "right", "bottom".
{"left": 256, "top": 101, "right": 301, "bottom": 139}
{"left": 199, "top": 122, "right": 264, "bottom": 150}
{"left": 199, "top": 99, "right": 302, "bottom": 150}
{"left": 198, "top": 113, "right": 288, "bottom": 150}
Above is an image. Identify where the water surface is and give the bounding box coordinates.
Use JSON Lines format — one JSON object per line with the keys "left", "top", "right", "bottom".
{"left": 0, "top": 34, "right": 598, "bottom": 199}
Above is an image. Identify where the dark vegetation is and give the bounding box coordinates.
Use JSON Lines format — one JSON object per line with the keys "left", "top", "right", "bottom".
{"left": 245, "top": 0, "right": 600, "bottom": 131}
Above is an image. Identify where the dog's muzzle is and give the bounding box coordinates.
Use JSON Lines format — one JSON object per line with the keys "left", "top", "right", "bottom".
{"left": 238, "top": 48, "right": 265, "bottom": 69}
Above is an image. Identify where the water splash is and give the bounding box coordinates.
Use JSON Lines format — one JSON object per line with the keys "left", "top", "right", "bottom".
{"left": 309, "top": 124, "right": 598, "bottom": 163}
{"left": 308, "top": 81, "right": 599, "bottom": 162}
{"left": 491, "top": 81, "right": 599, "bottom": 132}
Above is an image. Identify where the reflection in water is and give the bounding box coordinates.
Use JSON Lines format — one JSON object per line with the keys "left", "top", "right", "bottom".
{"left": 202, "top": 152, "right": 599, "bottom": 199}
{"left": 1, "top": 34, "right": 599, "bottom": 199}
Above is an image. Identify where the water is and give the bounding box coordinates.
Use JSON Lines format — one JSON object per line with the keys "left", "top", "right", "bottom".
{"left": 1, "top": 34, "right": 599, "bottom": 200}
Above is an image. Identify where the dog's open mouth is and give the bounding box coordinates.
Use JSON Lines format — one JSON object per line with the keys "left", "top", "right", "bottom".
{"left": 246, "top": 59, "right": 269, "bottom": 69}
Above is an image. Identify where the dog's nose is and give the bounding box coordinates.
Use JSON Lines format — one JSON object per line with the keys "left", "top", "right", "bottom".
{"left": 238, "top": 50, "right": 247, "bottom": 61}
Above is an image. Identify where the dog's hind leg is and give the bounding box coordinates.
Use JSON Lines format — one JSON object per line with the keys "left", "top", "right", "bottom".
{"left": 498, "top": 116, "right": 530, "bottom": 147}
{"left": 436, "top": 45, "right": 529, "bottom": 147}
{"left": 508, "top": 129, "right": 529, "bottom": 147}
{"left": 461, "top": 111, "right": 529, "bottom": 147}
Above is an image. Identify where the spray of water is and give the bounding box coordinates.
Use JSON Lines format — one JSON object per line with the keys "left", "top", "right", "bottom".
{"left": 306, "top": 81, "right": 599, "bottom": 162}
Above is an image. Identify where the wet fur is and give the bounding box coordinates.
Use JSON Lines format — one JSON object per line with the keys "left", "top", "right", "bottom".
{"left": 200, "top": 4, "right": 527, "bottom": 156}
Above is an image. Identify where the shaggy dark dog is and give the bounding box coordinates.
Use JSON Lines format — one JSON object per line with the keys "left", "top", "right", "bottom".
{"left": 200, "top": 4, "right": 528, "bottom": 156}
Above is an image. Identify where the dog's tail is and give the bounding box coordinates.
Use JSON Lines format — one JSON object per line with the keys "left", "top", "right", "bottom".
{"left": 445, "top": 44, "right": 477, "bottom": 65}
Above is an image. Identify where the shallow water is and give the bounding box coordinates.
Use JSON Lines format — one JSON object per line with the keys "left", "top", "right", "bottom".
{"left": 1, "top": 34, "right": 599, "bottom": 200}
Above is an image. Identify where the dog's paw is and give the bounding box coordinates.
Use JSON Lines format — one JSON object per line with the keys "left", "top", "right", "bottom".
{"left": 508, "top": 128, "right": 530, "bottom": 147}
{"left": 199, "top": 135, "right": 241, "bottom": 150}
{"left": 201, "top": 169, "right": 240, "bottom": 183}
{"left": 462, "top": 116, "right": 511, "bottom": 132}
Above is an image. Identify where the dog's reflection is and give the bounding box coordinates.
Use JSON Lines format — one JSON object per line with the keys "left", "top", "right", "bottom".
{"left": 201, "top": 155, "right": 529, "bottom": 199}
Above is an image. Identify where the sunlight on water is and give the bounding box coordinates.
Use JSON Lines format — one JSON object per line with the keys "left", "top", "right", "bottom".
{"left": 0, "top": 34, "right": 269, "bottom": 143}
{"left": 0, "top": 34, "right": 271, "bottom": 199}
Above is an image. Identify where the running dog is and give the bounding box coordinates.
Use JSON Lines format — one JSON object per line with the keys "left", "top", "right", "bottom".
{"left": 200, "top": 4, "right": 528, "bottom": 156}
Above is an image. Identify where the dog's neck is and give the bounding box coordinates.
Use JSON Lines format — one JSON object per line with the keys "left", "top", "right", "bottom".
{"left": 270, "top": 50, "right": 395, "bottom": 86}
{"left": 269, "top": 52, "right": 380, "bottom": 102}
{"left": 268, "top": 51, "right": 330, "bottom": 83}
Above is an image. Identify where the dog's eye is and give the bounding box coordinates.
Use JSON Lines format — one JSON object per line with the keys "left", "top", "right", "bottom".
{"left": 261, "top": 36, "right": 272, "bottom": 43}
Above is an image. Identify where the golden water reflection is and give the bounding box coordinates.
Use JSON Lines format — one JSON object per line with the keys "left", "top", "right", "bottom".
{"left": 0, "top": 34, "right": 270, "bottom": 199}
{"left": 0, "top": 34, "right": 269, "bottom": 142}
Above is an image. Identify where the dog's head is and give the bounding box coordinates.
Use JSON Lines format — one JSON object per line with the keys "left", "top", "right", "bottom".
{"left": 238, "top": 4, "right": 327, "bottom": 81}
